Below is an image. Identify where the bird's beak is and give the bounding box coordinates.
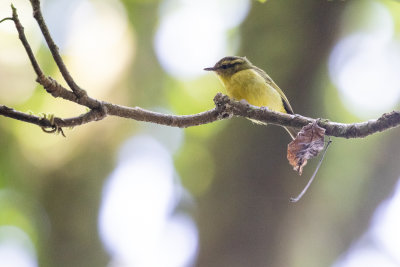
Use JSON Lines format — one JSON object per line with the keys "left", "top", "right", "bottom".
{"left": 204, "top": 67, "right": 216, "bottom": 71}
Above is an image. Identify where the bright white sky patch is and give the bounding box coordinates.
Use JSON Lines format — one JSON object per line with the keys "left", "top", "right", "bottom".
{"left": 143, "top": 214, "right": 198, "bottom": 267}
{"left": 371, "top": 180, "right": 400, "bottom": 264}
{"left": 333, "top": 179, "right": 400, "bottom": 267}
{"left": 333, "top": 247, "right": 398, "bottom": 267}
{"left": 0, "top": 226, "right": 37, "bottom": 267}
{"left": 65, "top": 0, "right": 134, "bottom": 95}
{"left": 98, "top": 136, "right": 198, "bottom": 267}
{"left": 328, "top": 2, "right": 400, "bottom": 118}
{"left": 154, "top": 0, "right": 250, "bottom": 79}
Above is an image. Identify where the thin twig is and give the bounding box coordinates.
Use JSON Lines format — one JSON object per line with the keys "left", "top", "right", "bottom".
{"left": 0, "top": 105, "right": 106, "bottom": 129}
{"left": 29, "top": 0, "right": 86, "bottom": 98}
{"left": 9, "top": 4, "right": 102, "bottom": 110}
{"left": 0, "top": 17, "right": 13, "bottom": 23}
{"left": 10, "top": 5, "right": 43, "bottom": 77}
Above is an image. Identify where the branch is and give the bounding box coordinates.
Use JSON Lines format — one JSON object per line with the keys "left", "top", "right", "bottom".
{"left": 30, "top": 0, "right": 86, "bottom": 98}
{"left": 0, "top": 105, "right": 105, "bottom": 129}
{"left": 9, "top": 4, "right": 101, "bottom": 110}
{"left": 10, "top": 4, "right": 43, "bottom": 78}
{"left": 1, "top": 1, "right": 400, "bottom": 139}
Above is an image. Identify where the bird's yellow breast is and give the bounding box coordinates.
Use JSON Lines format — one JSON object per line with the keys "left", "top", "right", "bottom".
{"left": 218, "top": 69, "right": 286, "bottom": 113}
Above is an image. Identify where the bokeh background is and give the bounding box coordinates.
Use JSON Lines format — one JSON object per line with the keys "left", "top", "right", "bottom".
{"left": 1, "top": 0, "right": 400, "bottom": 266}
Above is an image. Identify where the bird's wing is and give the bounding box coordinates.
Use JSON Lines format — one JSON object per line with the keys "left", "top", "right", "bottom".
{"left": 253, "top": 67, "right": 294, "bottom": 114}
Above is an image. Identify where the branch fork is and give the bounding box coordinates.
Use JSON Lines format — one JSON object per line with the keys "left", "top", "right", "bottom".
{"left": 0, "top": 0, "right": 399, "bottom": 140}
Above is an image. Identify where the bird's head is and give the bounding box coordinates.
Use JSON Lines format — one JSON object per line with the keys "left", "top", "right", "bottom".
{"left": 204, "top": 56, "right": 252, "bottom": 78}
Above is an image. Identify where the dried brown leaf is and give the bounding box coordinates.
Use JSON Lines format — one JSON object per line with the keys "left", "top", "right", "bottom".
{"left": 287, "top": 121, "right": 326, "bottom": 175}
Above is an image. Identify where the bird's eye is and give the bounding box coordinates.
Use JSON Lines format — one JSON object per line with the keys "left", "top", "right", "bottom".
{"left": 221, "top": 64, "right": 228, "bottom": 69}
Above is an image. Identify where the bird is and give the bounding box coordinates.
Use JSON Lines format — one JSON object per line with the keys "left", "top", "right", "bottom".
{"left": 204, "top": 56, "right": 298, "bottom": 139}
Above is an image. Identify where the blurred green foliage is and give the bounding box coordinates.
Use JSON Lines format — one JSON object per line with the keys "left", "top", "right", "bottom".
{"left": 0, "top": 0, "right": 400, "bottom": 266}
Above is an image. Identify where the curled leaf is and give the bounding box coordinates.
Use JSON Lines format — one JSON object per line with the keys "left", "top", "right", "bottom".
{"left": 287, "top": 121, "right": 325, "bottom": 175}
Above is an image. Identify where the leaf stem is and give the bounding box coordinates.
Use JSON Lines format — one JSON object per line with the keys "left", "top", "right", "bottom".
{"left": 290, "top": 138, "right": 332, "bottom": 203}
